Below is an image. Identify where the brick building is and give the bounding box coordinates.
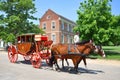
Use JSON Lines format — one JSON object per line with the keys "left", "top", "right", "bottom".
{"left": 39, "top": 9, "right": 76, "bottom": 44}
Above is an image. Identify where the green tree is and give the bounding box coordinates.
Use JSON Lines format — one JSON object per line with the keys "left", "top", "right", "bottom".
{"left": 0, "top": 0, "right": 37, "bottom": 34}
{"left": 0, "top": 0, "right": 42, "bottom": 42}
{"left": 0, "top": 15, "right": 7, "bottom": 41}
{"left": 75, "top": 0, "right": 113, "bottom": 45}
{"left": 110, "top": 15, "right": 120, "bottom": 45}
{"left": 6, "top": 33, "right": 15, "bottom": 43}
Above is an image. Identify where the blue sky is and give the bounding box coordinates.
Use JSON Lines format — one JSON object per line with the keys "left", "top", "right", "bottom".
{"left": 33, "top": 0, "right": 120, "bottom": 25}
{"left": 0, "top": 0, "right": 120, "bottom": 24}
{"left": 34, "top": 0, "right": 82, "bottom": 24}
{"left": 0, "top": 0, "right": 119, "bottom": 24}
{"left": 34, "top": 0, "right": 120, "bottom": 24}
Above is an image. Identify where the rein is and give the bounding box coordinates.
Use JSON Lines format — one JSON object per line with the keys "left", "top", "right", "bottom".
{"left": 54, "top": 52, "right": 87, "bottom": 58}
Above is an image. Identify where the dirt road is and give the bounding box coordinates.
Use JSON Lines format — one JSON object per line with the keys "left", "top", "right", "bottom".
{"left": 0, "top": 51, "right": 120, "bottom": 80}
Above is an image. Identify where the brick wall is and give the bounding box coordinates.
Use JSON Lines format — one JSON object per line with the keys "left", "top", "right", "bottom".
{"left": 40, "top": 9, "right": 75, "bottom": 44}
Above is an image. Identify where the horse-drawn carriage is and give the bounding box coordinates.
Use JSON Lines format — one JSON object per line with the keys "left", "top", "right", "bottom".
{"left": 49, "top": 40, "right": 106, "bottom": 72}
{"left": 8, "top": 33, "right": 53, "bottom": 68}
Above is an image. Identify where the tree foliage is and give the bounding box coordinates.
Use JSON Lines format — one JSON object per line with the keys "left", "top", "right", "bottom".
{"left": 110, "top": 15, "right": 120, "bottom": 45}
{"left": 75, "top": 0, "right": 120, "bottom": 45}
{"left": 0, "top": 0, "right": 42, "bottom": 43}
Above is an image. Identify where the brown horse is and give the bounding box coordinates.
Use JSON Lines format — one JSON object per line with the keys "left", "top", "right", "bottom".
{"left": 49, "top": 40, "right": 105, "bottom": 72}
{"left": 49, "top": 40, "right": 92, "bottom": 68}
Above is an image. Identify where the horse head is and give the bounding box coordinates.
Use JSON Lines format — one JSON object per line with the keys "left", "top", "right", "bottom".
{"left": 89, "top": 40, "right": 106, "bottom": 58}
{"left": 76, "top": 39, "right": 97, "bottom": 55}
{"left": 94, "top": 45, "right": 106, "bottom": 58}
{"left": 85, "top": 40, "right": 106, "bottom": 58}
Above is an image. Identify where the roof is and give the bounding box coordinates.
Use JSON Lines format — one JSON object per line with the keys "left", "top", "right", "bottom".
{"left": 41, "top": 9, "right": 76, "bottom": 25}
{"left": 17, "top": 33, "right": 36, "bottom": 37}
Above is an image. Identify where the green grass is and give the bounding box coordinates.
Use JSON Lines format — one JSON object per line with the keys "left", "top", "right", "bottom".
{"left": 89, "top": 46, "right": 120, "bottom": 60}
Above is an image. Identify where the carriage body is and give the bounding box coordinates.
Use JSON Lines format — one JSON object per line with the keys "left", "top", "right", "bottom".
{"left": 8, "top": 33, "right": 53, "bottom": 68}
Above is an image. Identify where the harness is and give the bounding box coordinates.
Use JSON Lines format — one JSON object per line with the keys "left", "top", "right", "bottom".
{"left": 68, "top": 44, "right": 87, "bottom": 57}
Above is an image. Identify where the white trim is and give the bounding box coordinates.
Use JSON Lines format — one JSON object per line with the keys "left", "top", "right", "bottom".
{"left": 51, "top": 33, "right": 56, "bottom": 44}
{"left": 46, "top": 31, "right": 61, "bottom": 33}
{"left": 61, "top": 34, "right": 64, "bottom": 43}
{"left": 46, "top": 15, "right": 51, "bottom": 19}
{"left": 60, "top": 18, "right": 76, "bottom": 25}
{"left": 67, "top": 23, "right": 69, "bottom": 31}
{"left": 42, "top": 22, "right": 47, "bottom": 30}
{"left": 67, "top": 35, "right": 70, "bottom": 43}
{"left": 61, "top": 21, "right": 64, "bottom": 30}
{"left": 58, "top": 17, "right": 61, "bottom": 20}
{"left": 51, "top": 21, "right": 56, "bottom": 30}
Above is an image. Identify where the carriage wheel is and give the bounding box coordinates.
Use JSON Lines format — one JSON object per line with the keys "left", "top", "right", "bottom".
{"left": 8, "top": 46, "right": 18, "bottom": 63}
{"left": 30, "top": 53, "right": 41, "bottom": 68}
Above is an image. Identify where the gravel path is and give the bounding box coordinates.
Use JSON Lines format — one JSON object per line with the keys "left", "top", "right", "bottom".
{"left": 0, "top": 51, "right": 120, "bottom": 80}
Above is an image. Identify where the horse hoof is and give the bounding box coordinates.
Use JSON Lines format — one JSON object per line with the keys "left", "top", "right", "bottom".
{"left": 52, "top": 65, "right": 56, "bottom": 70}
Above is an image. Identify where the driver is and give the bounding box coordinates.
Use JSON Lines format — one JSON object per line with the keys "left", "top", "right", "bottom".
{"left": 73, "top": 31, "right": 80, "bottom": 53}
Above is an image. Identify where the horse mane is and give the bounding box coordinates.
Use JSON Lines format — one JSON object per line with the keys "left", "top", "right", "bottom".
{"left": 76, "top": 40, "right": 90, "bottom": 45}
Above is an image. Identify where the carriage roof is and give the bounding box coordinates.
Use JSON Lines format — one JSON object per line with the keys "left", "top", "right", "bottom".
{"left": 17, "top": 33, "right": 48, "bottom": 42}
{"left": 17, "top": 33, "right": 35, "bottom": 37}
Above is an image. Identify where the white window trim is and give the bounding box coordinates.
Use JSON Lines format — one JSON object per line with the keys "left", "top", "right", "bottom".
{"left": 51, "top": 33, "right": 56, "bottom": 44}
{"left": 71, "top": 25, "right": 74, "bottom": 32}
{"left": 61, "top": 34, "right": 64, "bottom": 43}
{"left": 67, "top": 35, "right": 70, "bottom": 43}
{"left": 47, "top": 15, "right": 51, "bottom": 19}
{"left": 42, "top": 22, "right": 46, "bottom": 30}
{"left": 51, "top": 21, "right": 56, "bottom": 30}
{"left": 67, "top": 23, "right": 69, "bottom": 31}
{"left": 61, "top": 21, "right": 64, "bottom": 30}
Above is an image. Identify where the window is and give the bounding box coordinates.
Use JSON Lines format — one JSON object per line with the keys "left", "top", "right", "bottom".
{"left": 61, "top": 21, "right": 64, "bottom": 30}
{"left": 51, "top": 21, "right": 56, "bottom": 30}
{"left": 67, "top": 24, "right": 69, "bottom": 31}
{"left": 61, "top": 34, "right": 64, "bottom": 43}
{"left": 69, "top": 24, "right": 72, "bottom": 32}
{"left": 51, "top": 33, "right": 56, "bottom": 43}
{"left": 67, "top": 35, "right": 70, "bottom": 43}
{"left": 47, "top": 15, "right": 51, "bottom": 19}
{"left": 42, "top": 23, "right": 46, "bottom": 30}
{"left": 71, "top": 25, "right": 74, "bottom": 32}
{"left": 70, "top": 36, "right": 73, "bottom": 44}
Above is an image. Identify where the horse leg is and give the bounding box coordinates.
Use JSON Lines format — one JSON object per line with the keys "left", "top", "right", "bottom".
{"left": 83, "top": 57, "right": 87, "bottom": 68}
{"left": 62, "top": 59, "right": 69, "bottom": 69}
{"left": 50, "top": 55, "right": 60, "bottom": 71}
{"left": 71, "top": 58, "right": 78, "bottom": 72}
{"left": 75, "top": 57, "right": 84, "bottom": 73}
{"left": 74, "top": 64, "right": 78, "bottom": 72}
{"left": 82, "top": 57, "right": 89, "bottom": 72}
{"left": 54, "top": 58, "right": 60, "bottom": 70}
{"left": 75, "top": 60, "right": 82, "bottom": 72}
{"left": 65, "top": 58, "right": 69, "bottom": 66}
{"left": 62, "top": 59, "right": 65, "bottom": 69}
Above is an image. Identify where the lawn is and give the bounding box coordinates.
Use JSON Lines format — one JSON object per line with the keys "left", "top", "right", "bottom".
{"left": 89, "top": 46, "right": 120, "bottom": 60}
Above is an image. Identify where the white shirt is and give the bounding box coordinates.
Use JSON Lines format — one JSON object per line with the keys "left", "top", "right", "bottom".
{"left": 74, "top": 34, "right": 80, "bottom": 43}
